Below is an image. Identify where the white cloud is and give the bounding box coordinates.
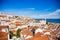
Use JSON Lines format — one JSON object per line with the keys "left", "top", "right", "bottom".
{"left": 27, "top": 8, "right": 35, "bottom": 10}
{"left": 27, "top": 9, "right": 60, "bottom": 19}
{"left": 1, "top": 9, "right": 60, "bottom": 19}
{"left": 39, "top": 9, "right": 60, "bottom": 19}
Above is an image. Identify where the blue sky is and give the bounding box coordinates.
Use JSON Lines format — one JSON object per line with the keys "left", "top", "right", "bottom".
{"left": 0, "top": 0, "right": 60, "bottom": 19}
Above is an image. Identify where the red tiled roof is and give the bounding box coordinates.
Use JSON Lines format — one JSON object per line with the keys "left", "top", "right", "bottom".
{"left": 0, "top": 32, "right": 8, "bottom": 40}
{"left": 20, "top": 29, "right": 33, "bottom": 36}
{"left": 35, "top": 32, "right": 42, "bottom": 37}
{"left": 0, "top": 26, "right": 9, "bottom": 30}
{"left": 26, "top": 35, "right": 49, "bottom": 40}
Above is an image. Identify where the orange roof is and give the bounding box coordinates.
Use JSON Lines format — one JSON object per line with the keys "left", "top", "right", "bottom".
{"left": 25, "top": 36, "right": 34, "bottom": 40}
{"left": 28, "top": 26, "right": 39, "bottom": 30}
{"left": 26, "top": 19, "right": 33, "bottom": 22}
{"left": 29, "top": 26, "right": 33, "bottom": 29}
{"left": 20, "top": 29, "right": 33, "bottom": 36}
{"left": 41, "top": 35, "right": 49, "bottom": 40}
{"left": 15, "top": 23, "right": 27, "bottom": 26}
{"left": 33, "top": 26, "right": 39, "bottom": 30}
{"left": 50, "top": 32, "right": 56, "bottom": 38}
{"left": 43, "top": 28, "right": 50, "bottom": 32}
{"left": 0, "top": 32, "right": 8, "bottom": 37}
{"left": 15, "top": 23, "right": 22, "bottom": 26}
{"left": 26, "top": 35, "right": 49, "bottom": 40}
{"left": 0, "top": 26, "right": 8, "bottom": 30}
{"left": 0, "top": 32, "right": 8, "bottom": 40}
{"left": 35, "top": 32, "right": 42, "bottom": 37}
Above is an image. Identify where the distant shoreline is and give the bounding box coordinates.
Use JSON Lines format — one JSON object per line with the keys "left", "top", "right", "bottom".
{"left": 34, "top": 19, "right": 60, "bottom": 23}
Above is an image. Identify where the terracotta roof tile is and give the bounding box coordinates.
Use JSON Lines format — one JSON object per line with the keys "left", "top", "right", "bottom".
{"left": 26, "top": 35, "right": 49, "bottom": 40}
{"left": 20, "top": 29, "right": 33, "bottom": 36}
{"left": 35, "top": 32, "right": 42, "bottom": 37}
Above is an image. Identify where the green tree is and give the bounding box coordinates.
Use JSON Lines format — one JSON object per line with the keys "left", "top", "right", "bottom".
{"left": 9, "top": 31, "right": 14, "bottom": 39}
{"left": 16, "top": 29, "right": 21, "bottom": 38}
